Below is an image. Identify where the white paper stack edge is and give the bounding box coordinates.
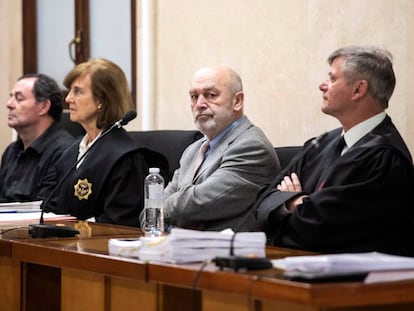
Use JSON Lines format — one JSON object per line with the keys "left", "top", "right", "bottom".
{"left": 108, "top": 238, "right": 141, "bottom": 258}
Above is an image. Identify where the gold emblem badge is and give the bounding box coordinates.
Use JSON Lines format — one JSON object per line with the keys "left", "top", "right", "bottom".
{"left": 74, "top": 178, "right": 92, "bottom": 200}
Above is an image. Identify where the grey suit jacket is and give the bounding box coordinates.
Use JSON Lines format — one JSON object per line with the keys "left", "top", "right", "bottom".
{"left": 163, "top": 116, "right": 280, "bottom": 232}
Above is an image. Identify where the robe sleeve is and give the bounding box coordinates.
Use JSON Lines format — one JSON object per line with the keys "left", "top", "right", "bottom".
{"left": 97, "top": 151, "right": 148, "bottom": 227}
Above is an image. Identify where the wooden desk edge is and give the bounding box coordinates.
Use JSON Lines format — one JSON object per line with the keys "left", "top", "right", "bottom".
{"left": 11, "top": 240, "right": 146, "bottom": 280}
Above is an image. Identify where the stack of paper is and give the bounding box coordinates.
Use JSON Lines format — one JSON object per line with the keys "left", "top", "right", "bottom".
{"left": 272, "top": 252, "right": 414, "bottom": 273}
{"left": 272, "top": 252, "right": 414, "bottom": 282}
{"left": 0, "top": 201, "right": 42, "bottom": 213}
{"left": 136, "top": 228, "right": 267, "bottom": 263}
{"left": 108, "top": 238, "right": 141, "bottom": 258}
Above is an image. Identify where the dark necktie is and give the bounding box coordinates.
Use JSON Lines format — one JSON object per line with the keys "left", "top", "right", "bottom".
{"left": 317, "top": 135, "right": 346, "bottom": 190}
{"left": 333, "top": 135, "right": 346, "bottom": 158}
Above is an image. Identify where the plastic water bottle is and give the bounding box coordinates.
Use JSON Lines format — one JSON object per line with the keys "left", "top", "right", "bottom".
{"left": 143, "top": 167, "right": 164, "bottom": 236}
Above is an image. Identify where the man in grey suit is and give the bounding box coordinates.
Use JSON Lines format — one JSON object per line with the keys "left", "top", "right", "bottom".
{"left": 163, "top": 66, "right": 280, "bottom": 232}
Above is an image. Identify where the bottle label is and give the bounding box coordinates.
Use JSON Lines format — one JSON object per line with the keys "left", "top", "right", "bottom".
{"left": 148, "top": 184, "right": 163, "bottom": 200}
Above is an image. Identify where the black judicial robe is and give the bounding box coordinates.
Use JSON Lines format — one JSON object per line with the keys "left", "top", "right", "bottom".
{"left": 255, "top": 116, "right": 414, "bottom": 256}
{"left": 53, "top": 128, "right": 151, "bottom": 227}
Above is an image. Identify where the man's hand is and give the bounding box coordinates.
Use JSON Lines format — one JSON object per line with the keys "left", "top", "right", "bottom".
{"left": 276, "top": 173, "right": 306, "bottom": 211}
{"left": 276, "top": 173, "right": 302, "bottom": 192}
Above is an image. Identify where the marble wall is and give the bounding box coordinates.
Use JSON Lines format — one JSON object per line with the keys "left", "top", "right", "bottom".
{"left": 0, "top": 0, "right": 22, "bottom": 153}
{"left": 1, "top": 0, "right": 414, "bottom": 156}
{"left": 142, "top": 0, "right": 414, "bottom": 152}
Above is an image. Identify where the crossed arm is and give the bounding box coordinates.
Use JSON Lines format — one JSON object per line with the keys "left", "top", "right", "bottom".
{"left": 276, "top": 172, "right": 307, "bottom": 211}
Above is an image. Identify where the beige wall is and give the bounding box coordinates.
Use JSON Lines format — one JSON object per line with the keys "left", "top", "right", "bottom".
{"left": 0, "top": 0, "right": 22, "bottom": 153}
{"left": 1, "top": 0, "right": 414, "bottom": 156}
{"left": 145, "top": 0, "right": 414, "bottom": 153}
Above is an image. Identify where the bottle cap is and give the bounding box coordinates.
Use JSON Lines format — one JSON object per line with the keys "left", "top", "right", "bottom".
{"left": 149, "top": 167, "right": 160, "bottom": 174}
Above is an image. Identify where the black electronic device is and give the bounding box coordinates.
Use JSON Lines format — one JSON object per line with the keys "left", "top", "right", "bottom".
{"left": 29, "top": 111, "right": 137, "bottom": 238}
{"left": 28, "top": 223, "right": 80, "bottom": 238}
{"left": 283, "top": 270, "right": 368, "bottom": 283}
{"left": 211, "top": 232, "right": 273, "bottom": 271}
{"left": 212, "top": 256, "right": 273, "bottom": 271}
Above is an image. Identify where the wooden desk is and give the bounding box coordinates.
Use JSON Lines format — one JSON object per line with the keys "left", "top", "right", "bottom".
{"left": 148, "top": 250, "right": 414, "bottom": 311}
{"left": 1, "top": 222, "right": 414, "bottom": 311}
{"left": 1, "top": 222, "right": 154, "bottom": 311}
{"left": 0, "top": 236, "right": 21, "bottom": 311}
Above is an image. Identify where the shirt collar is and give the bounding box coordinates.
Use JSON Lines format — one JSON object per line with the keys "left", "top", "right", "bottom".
{"left": 207, "top": 117, "right": 242, "bottom": 151}
{"left": 343, "top": 111, "right": 386, "bottom": 149}
{"left": 24, "top": 122, "right": 58, "bottom": 154}
{"left": 78, "top": 131, "right": 103, "bottom": 160}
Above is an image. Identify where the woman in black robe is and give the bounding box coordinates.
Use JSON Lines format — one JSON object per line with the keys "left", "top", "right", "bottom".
{"left": 53, "top": 58, "right": 148, "bottom": 227}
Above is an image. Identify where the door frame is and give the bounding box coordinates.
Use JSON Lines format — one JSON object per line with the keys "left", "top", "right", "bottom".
{"left": 22, "top": 0, "right": 137, "bottom": 106}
